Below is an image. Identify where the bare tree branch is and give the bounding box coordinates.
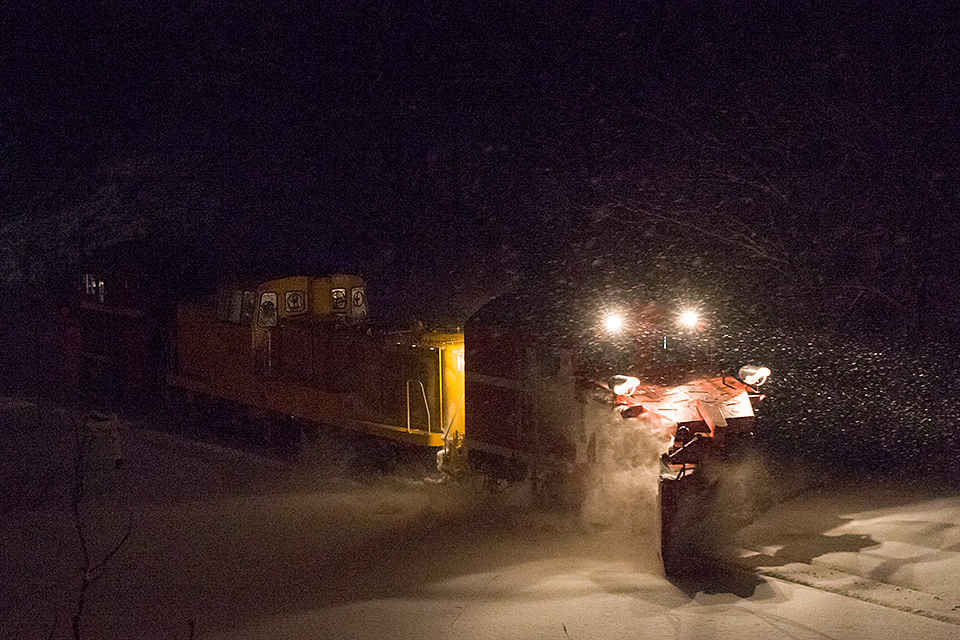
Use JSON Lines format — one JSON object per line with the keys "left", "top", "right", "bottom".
{"left": 69, "top": 420, "right": 134, "bottom": 640}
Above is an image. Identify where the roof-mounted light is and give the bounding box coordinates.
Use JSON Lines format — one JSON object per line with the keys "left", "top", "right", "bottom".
{"left": 738, "top": 365, "right": 771, "bottom": 387}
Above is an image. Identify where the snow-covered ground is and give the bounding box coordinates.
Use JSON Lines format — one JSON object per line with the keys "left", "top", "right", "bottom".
{"left": 2, "top": 397, "right": 959, "bottom": 640}
{"left": 727, "top": 481, "right": 960, "bottom": 626}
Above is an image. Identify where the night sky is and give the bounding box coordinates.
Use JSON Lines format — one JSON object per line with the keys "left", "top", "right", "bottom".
{"left": 4, "top": 1, "right": 958, "bottom": 328}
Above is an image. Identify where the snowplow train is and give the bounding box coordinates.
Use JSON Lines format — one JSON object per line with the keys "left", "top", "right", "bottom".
{"left": 70, "top": 269, "right": 769, "bottom": 525}
{"left": 455, "top": 285, "right": 768, "bottom": 492}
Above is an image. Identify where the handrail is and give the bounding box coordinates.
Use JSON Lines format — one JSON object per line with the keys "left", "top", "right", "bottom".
{"left": 405, "top": 379, "right": 432, "bottom": 433}
{"left": 442, "top": 393, "right": 465, "bottom": 443}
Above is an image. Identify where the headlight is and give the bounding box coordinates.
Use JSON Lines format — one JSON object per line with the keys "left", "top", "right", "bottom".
{"left": 738, "top": 365, "right": 771, "bottom": 386}
{"left": 679, "top": 310, "right": 699, "bottom": 328}
{"left": 604, "top": 313, "right": 624, "bottom": 332}
{"left": 608, "top": 375, "right": 641, "bottom": 396}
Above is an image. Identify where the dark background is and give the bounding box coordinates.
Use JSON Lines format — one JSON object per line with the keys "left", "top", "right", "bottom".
{"left": 3, "top": 1, "right": 959, "bottom": 476}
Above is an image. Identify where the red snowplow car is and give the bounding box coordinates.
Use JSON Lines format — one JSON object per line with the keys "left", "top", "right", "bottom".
{"left": 455, "top": 284, "right": 769, "bottom": 494}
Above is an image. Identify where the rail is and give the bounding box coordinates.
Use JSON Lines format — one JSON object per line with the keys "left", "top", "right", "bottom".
{"left": 405, "top": 379, "right": 432, "bottom": 433}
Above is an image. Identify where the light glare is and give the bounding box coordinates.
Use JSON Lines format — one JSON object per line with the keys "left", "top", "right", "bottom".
{"left": 605, "top": 314, "right": 623, "bottom": 332}
{"left": 680, "top": 310, "right": 699, "bottom": 328}
{"left": 739, "top": 365, "right": 771, "bottom": 386}
{"left": 610, "top": 375, "right": 641, "bottom": 396}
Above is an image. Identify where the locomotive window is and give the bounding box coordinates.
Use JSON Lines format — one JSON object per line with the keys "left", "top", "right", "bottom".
{"left": 84, "top": 274, "right": 105, "bottom": 303}
{"left": 535, "top": 344, "right": 562, "bottom": 377}
{"left": 217, "top": 289, "right": 257, "bottom": 325}
{"left": 240, "top": 292, "right": 256, "bottom": 325}
{"left": 285, "top": 290, "right": 306, "bottom": 313}
{"left": 218, "top": 288, "right": 242, "bottom": 323}
{"left": 258, "top": 292, "right": 278, "bottom": 327}
{"left": 332, "top": 288, "right": 348, "bottom": 313}
{"left": 351, "top": 287, "right": 366, "bottom": 316}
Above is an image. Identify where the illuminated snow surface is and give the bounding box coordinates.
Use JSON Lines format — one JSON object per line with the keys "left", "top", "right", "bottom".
{"left": 2, "top": 398, "right": 959, "bottom": 640}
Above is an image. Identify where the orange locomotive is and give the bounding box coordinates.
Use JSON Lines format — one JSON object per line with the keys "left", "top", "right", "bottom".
{"left": 71, "top": 264, "right": 767, "bottom": 491}
{"left": 167, "top": 275, "right": 465, "bottom": 448}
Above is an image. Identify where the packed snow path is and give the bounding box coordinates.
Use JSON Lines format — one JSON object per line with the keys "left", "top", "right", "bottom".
{"left": 2, "top": 398, "right": 958, "bottom": 640}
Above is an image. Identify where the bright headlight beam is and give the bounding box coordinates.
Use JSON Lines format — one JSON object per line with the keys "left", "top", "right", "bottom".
{"left": 604, "top": 314, "right": 623, "bottom": 332}
{"left": 679, "top": 310, "right": 699, "bottom": 328}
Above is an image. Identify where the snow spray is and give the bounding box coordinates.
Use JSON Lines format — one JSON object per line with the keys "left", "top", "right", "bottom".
{"left": 579, "top": 400, "right": 674, "bottom": 572}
